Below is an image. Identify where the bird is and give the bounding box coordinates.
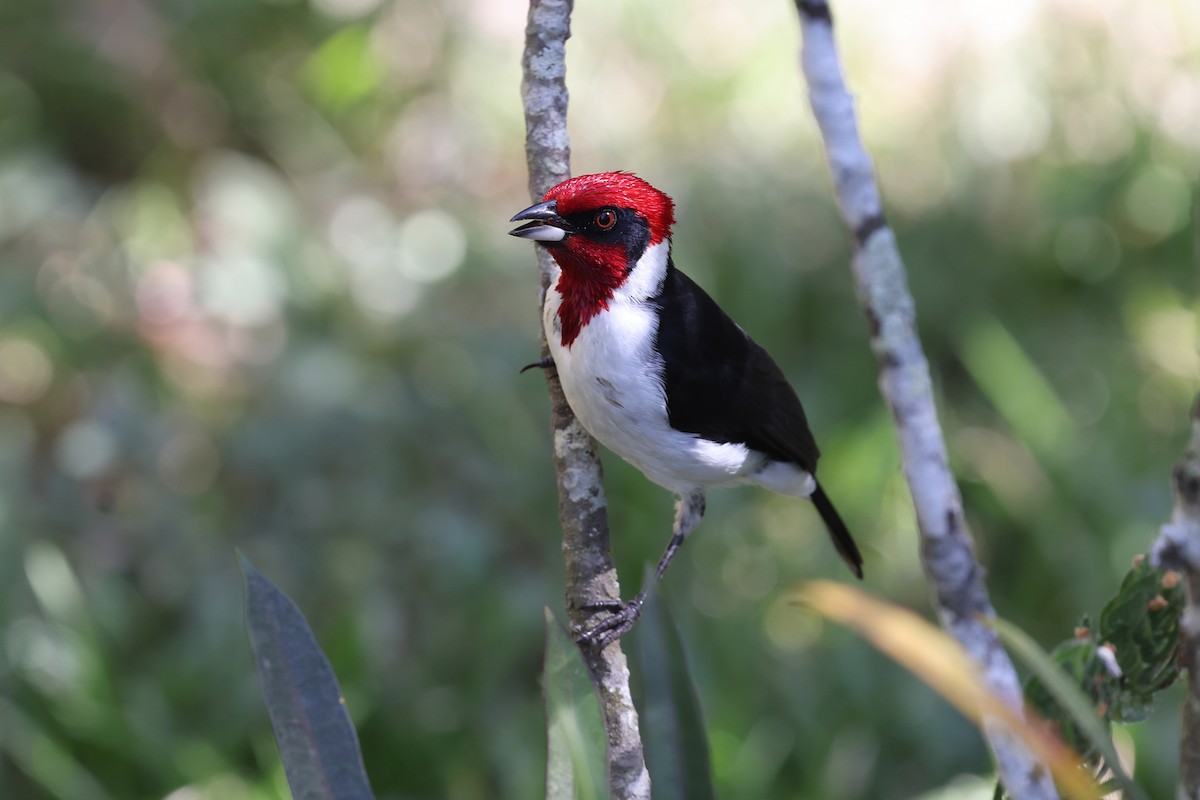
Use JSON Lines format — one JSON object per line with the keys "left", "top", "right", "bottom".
{"left": 509, "top": 171, "right": 862, "bottom": 647}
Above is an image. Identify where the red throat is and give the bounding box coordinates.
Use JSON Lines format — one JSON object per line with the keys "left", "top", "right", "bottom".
{"left": 548, "top": 242, "right": 628, "bottom": 347}
{"left": 542, "top": 172, "right": 675, "bottom": 348}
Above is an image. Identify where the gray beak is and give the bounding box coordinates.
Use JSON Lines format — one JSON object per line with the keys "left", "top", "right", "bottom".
{"left": 509, "top": 200, "right": 573, "bottom": 242}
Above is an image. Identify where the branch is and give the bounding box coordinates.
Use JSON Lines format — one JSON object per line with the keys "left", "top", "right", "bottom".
{"left": 1149, "top": 395, "right": 1200, "bottom": 799}
{"left": 519, "top": 2, "right": 651, "bottom": 797}
{"left": 792, "top": 3, "right": 1060, "bottom": 797}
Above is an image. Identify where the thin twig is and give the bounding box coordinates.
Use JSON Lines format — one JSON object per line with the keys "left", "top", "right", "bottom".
{"left": 792, "top": 2, "right": 1060, "bottom": 797}
{"left": 519, "top": 1, "right": 651, "bottom": 797}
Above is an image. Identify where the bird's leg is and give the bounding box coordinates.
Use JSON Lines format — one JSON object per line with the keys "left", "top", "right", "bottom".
{"left": 519, "top": 355, "right": 555, "bottom": 374}
{"left": 575, "top": 490, "right": 707, "bottom": 649}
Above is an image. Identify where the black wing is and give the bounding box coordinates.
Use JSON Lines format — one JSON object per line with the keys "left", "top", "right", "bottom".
{"left": 651, "top": 260, "right": 820, "bottom": 471}
{"left": 653, "top": 261, "right": 864, "bottom": 578}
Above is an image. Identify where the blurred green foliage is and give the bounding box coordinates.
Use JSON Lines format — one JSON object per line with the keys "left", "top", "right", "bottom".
{"left": 0, "top": 0, "right": 1196, "bottom": 798}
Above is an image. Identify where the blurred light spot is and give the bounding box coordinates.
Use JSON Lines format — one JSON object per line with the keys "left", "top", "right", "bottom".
{"left": 721, "top": 546, "right": 777, "bottom": 602}
{"left": 823, "top": 728, "right": 880, "bottom": 799}
{"left": 24, "top": 542, "right": 84, "bottom": 621}
{"left": 961, "top": 0, "right": 1039, "bottom": 48}
{"left": 350, "top": 263, "right": 422, "bottom": 320}
{"left": 1137, "top": 307, "right": 1199, "bottom": 379}
{"left": 763, "top": 594, "right": 822, "bottom": 652}
{"left": 137, "top": 260, "right": 195, "bottom": 326}
{"left": 1138, "top": 376, "right": 1189, "bottom": 434}
{"left": 462, "top": 0, "right": 525, "bottom": 38}
{"left": 1061, "top": 94, "right": 1134, "bottom": 164}
{"left": 158, "top": 431, "right": 220, "bottom": 495}
{"left": 329, "top": 194, "right": 394, "bottom": 266}
{"left": 413, "top": 341, "right": 478, "bottom": 408}
{"left": 163, "top": 775, "right": 254, "bottom": 800}
{"left": 1054, "top": 217, "right": 1120, "bottom": 281}
{"left": 227, "top": 319, "right": 289, "bottom": 365}
{"left": 398, "top": 209, "right": 466, "bottom": 284}
{"left": 1061, "top": 367, "right": 1111, "bottom": 427}
{"left": 372, "top": 1, "right": 445, "bottom": 87}
{"left": 161, "top": 81, "right": 229, "bottom": 150}
{"left": 328, "top": 195, "right": 425, "bottom": 318}
{"left": 958, "top": 76, "right": 1050, "bottom": 162}
{"left": 1158, "top": 73, "right": 1200, "bottom": 150}
{"left": 759, "top": 501, "right": 819, "bottom": 564}
{"left": 0, "top": 337, "right": 53, "bottom": 404}
{"left": 880, "top": 151, "right": 955, "bottom": 218}
{"left": 304, "top": 25, "right": 383, "bottom": 112}
{"left": 54, "top": 421, "right": 117, "bottom": 479}
{"left": 727, "top": 69, "right": 807, "bottom": 156}
{"left": 198, "top": 254, "right": 286, "bottom": 326}
{"left": 730, "top": 718, "right": 795, "bottom": 792}
{"left": 0, "top": 152, "right": 80, "bottom": 242}
{"left": 385, "top": 97, "right": 466, "bottom": 191}
{"left": 1122, "top": 165, "right": 1190, "bottom": 240}
{"left": 44, "top": 274, "right": 114, "bottom": 337}
{"left": 194, "top": 153, "right": 294, "bottom": 252}
{"left": 312, "top": 0, "right": 380, "bottom": 19}
{"left": 690, "top": 572, "right": 738, "bottom": 619}
{"left": 6, "top": 618, "right": 85, "bottom": 694}
{"left": 676, "top": 3, "right": 769, "bottom": 79}
{"left": 954, "top": 427, "right": 1048, "bottom": 511}
{"left": 111, "top": 181, "right": 194, "bottom": 262}
{"left": 286, "top": 346, "right": 365, "bottom": 409}
{"left": 577, "top": 53, "right": 665, "bottom": 144}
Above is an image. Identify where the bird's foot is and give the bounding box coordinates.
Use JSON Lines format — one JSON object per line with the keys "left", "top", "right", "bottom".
{"left": 519, "top": 356, "right": 555, "bottom": 374}
{"left": 573, "top": 592, "right": 647, "bottom": 649}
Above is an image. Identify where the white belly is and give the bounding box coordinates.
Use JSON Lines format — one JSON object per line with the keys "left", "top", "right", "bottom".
{"left": 544, "top": 282, "right": 762, "bottom": 495}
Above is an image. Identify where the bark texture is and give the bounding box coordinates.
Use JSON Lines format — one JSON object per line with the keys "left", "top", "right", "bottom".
{"left": 519, "top": 1, "right": 651, "bottom": 797}
{"left": 793, "top": 2, "right": 1060, "bottom": 797}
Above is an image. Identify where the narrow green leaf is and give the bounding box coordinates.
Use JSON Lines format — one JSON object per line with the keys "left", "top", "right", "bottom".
{"left": 958, "top": 315, "right": 1075, "bottom": 453}
{"left": 239, "top": 552, "right": 374, "bottom": 800}
{"left": 543, "top": 608, "right": 608, "bottom": 800}
{"left": 991, "top": 617, "right": 1147, "bottom": 800}
{"left": 633, "top": 581, "right": 716, "bottom": 800}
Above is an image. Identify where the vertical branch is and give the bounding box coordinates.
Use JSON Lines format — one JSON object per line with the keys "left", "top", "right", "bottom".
{"left": 1149, "top": 202, "right": 1200, "bottom": 798}
{"left": 1151, "top": 400, "right": 1200, "bottom": 799}
{"left": 519, "top": 2, "right": 651, "bottom": 797}
{"left": 792, "top": 2, "right": 1060, "bottom": 797}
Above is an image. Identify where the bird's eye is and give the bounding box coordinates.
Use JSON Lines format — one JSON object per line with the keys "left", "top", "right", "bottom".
{"left": 594, "top": 209, "right": 617, "bottom": 230}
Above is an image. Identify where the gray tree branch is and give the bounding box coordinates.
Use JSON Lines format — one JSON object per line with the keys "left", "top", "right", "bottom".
{"left": 519, "top": 1, "right": 651, "bottom": 797}
{"left": 792, "top": 2, "right": 1060, "bottom": 797}
{"left": 1149, "top": 203, "right": 1200, "bottom": 800}
{"left": 1149, "top": 401, "right": 1200, "bottom": 799}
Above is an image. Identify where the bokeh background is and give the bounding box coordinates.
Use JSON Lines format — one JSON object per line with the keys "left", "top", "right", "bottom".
{"left": 1, "top": 0, "right": 1197, "bottom": 797}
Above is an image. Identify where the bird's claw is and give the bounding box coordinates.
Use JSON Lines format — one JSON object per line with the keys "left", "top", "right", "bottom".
{"left": 519, "top": 356, "right": 555, "bottom": 374}
{"left": 573, "top": 594, "right": 647, "bottom": 649}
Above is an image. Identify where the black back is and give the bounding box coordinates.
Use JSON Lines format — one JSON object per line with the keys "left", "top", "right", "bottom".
{"left": 650, "top": 258, "right": 820, "bottom": 471}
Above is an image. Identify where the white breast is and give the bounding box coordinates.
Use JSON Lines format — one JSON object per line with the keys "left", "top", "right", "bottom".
{"left": 543, "top": 242, "right": 762, "bottom": 494}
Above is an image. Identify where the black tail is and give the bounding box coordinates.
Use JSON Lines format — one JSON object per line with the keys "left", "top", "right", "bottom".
{"left": 810, "top": 482, "right": 864, "bottom": 579}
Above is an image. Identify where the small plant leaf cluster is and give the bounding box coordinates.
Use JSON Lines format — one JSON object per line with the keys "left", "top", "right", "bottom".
{"left": 1004, "top": 556, "right": 1185, "bottom": 797}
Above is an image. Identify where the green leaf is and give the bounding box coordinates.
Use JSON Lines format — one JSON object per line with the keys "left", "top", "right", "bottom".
{"left": 632, "top": 582, "right": 716, "bottom": 800}
{"left": 543, "top": 608, "right": 608, "bottom": 800}
{"left": 1097, "top": 558, "right": 1184, "bottom": 719}
{"left": 239, "top": 552, "right": 375, "bottom": 800}
{"left": 991, "top": 617, "right": 1147, "bottom": 800}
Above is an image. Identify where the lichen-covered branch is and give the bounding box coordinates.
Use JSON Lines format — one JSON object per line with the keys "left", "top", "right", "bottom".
{"left": 792, "top": 2, "right": 1060, "bottom": 797}
{"left": 519, "top": 1, "right": 650, "bottom": 797}
{"left": 1150, "top": 399, "right": 1200, "bottom": 798}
